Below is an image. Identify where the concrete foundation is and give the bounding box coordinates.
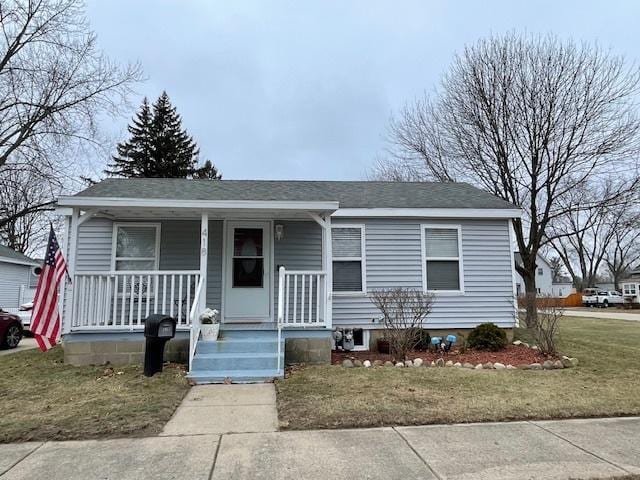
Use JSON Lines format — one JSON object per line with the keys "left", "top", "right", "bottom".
{"left": 62, "top": 332, "right": 188, "bottom": 366}
{"left": 284, "top": 337, "right": 332, "bottom": 365}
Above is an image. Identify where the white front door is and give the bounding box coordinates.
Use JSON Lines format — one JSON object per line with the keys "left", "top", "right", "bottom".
{"left": 224, "top": 221, "right": 271, "bottom": 322}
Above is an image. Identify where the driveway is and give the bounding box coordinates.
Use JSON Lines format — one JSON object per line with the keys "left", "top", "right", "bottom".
{"left": 2, "top": 416, "right": 639, "bottom": 479}
{"left": 0, "top": 337, "right": 37, "bottom": 357}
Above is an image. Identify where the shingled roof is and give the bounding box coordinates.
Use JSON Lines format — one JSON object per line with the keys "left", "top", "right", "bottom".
{"left": 0, "top": 244, "right": 38, "bottom": 265}
{"left": 72, "top": 179, "right": 518, "bottom": 210}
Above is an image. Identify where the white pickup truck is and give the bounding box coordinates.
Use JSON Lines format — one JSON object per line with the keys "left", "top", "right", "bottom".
{"left": 582, "top": 289, "right": 624, "bottom": 308}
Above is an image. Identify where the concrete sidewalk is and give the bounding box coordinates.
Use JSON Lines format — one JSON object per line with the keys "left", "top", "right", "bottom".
{"left": 2, "top": 416, "right": 639, "bottom": 479}
{"left": 566, "top": 308, "right": 640, "bottom": 322}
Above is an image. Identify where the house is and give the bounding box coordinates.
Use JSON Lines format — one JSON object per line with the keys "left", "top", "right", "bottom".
{"left": 56, "top": 179, "right": 521, "bottom": 383}
{"left": 621, "top": 268, "right": 640, "bottom": 303}
{"left": 514, "top": 252, "right": 575, "bottom": 298}
{"left": 0, "top": 244, "right": 39, "bottom": 312}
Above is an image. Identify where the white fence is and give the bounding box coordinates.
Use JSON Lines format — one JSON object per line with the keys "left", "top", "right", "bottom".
{"left": 71, "top": 271, "right": 201, "bottom": 330}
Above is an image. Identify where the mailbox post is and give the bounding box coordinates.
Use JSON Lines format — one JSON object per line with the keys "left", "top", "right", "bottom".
{"left": 143, "top": 314, "right": 176, "bottom": 377}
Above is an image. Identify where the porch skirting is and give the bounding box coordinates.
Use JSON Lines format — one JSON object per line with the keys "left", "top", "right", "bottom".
{"left": 62, "top": 332, "right": 189, "bottom": 366}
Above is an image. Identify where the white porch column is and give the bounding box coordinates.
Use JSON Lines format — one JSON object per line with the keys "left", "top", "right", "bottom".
{"left": 199, "top": 211, "right": 209, "bottom": 312}
{"left": 62, "top": 208, "right": 79, "bottom": 335}
{"left": 322, "top": 214, "right": 333, "bottom": 329}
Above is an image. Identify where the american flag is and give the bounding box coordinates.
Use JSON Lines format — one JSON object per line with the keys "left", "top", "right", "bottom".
{"left": 31, "top": 226, "right": 69, "bottom": 352}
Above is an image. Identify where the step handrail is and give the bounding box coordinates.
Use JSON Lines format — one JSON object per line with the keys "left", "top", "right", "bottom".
{"left": 188, "top": 276, "right": 205, "bottom": 373}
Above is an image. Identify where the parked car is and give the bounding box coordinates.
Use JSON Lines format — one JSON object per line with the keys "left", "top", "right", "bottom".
{"left": 582, "top": 290, "right": 624, "bottom": 308}
{"left": 0, "top": 308, "right": 23, "bottom": 349}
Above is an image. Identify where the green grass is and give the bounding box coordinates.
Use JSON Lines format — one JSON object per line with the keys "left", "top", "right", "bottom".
{"left": 0, "top": 347, "right": 190, "bottom": 443}
{"left": 277, "top": 316, "right": 640, "bottom": 430}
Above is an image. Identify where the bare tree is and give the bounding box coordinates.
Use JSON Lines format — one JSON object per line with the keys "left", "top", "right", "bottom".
{"left": 382, "top": 33, "right": 640, "bottom": 326}
{"left": 370, "top": 288, "right": 434, "bottom": 359}
{"left": 604, "top": 213, "right": 640, "bottom": 290}
{"left": 0, "top": 0, "right": 142, "bottom": 229}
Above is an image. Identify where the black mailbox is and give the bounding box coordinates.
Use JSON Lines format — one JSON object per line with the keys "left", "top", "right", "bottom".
{"left": 143, "top": 314, "right": 176, "bottom": 377}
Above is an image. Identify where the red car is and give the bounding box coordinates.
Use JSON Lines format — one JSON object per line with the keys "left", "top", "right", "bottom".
{"left": 0, "top": 308, "right": 23, "bottom": 349}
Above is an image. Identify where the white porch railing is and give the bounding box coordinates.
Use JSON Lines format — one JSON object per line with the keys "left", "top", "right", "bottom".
{"left": 71, "top": 271, "right": 201, "bottom": 330}
{"left": 188, "top": 276, "right": 205, "bottom": 373}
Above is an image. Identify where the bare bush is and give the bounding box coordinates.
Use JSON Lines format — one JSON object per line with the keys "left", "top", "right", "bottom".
{"left": 533, "top": 296, "right": 564, "bottom": 355}
{"left": 370, "top": 288, "right": 434, "bottom": 359}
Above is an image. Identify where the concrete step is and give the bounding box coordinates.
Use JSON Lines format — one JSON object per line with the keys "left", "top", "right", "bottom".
{"left": 187, "top": 368, "right": 284, "bottom": 384}
{"left": 191, "top": 351, "right": 283, "bottom": 371}
{"left": 218, "top": 329, "right": 278, "bottom": 340}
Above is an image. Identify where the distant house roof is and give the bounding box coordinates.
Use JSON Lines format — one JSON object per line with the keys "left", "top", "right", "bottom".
{"left": 514, "top": 252, "right": 552, "bottom": 270}
{"left": 63, "top": 179, "right": 520, "bottom": 211}
{"left": 0, "top": 245, "right": 39, "bottom": 266}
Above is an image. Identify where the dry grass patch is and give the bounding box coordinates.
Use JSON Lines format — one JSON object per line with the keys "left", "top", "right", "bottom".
{"left": 0, "top": 347, "right": 189, "bottom": 443}
{"left": 277, "top": 316, "right": 640, "bottom": 430}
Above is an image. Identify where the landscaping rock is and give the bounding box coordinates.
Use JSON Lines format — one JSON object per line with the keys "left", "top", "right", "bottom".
{"left": 435, "top": 358, "right": 445, "bottom": 367}
{"left": 561, "top": 357, "right": 573, "bottom": 368}
{"left": 553, "top": 360, "right": 564, "bottom": 369}
{"left": 454, "top": 362, "right": 462, "bottom": 368}
{"left": 569, "top": 357, "right": 579, "bottom": 367}
{"left": 494, "top": 362, "right": 506, "bottom": 370}
{"left": 542, "top": 360, "right": 554, "bottom": 370}
{"left": 373, "top": 360, "right": 384, "bottom": 367}
{"left": 363, "top": 360, "right": 372, "bottom": 368}
{"left": 523, "top": 342, "right": 530, "bottom": 348}
{"left": 353, "top": 359, "right": 363, "bottom": 367}
{"left": 413, "top": 358, "right": 424, "bottom": 367}
{"left": 404, "top": 360, "right": 413, "bottom": 367}
{"left": 384, "top": 361, "right": 394, "bottom": 367}
{"left": 517, "top": 364, "right": 530, "bottom": 370}
{"left": 395, "top": 362, "right": 404, "bottom": 368}
{"left": 342, "top": 359, "right": 354, "bottom": 368}
{"left": 474, "top": 364, "right": 483, "bottom": 370}
{"left": 530, "top": 363, "right": 542, "bottom": 370}
{"left": 506, "top": 364, "right": 516, "bottom": 370}
{"left": 463, "top": 362, "right": 474, "bottom": 369}
{"left": 512, "top": 340, "right": 522, "bottom": 346}
{"left": 445, "top": 360, "right": 454, "bottom": 367}
{"left": 430, "top": 361, "right": 436, "bottom": 367}
{"left": 532, "top": 345, "right": 540, "bottom": 351}
{"left": 483, "top": 362, "right": 494, "bottom": 369}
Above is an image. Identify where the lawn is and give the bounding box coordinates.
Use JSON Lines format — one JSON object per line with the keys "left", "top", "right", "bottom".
{"left": 0, "top": 347, "right": 190, "bottom": 443}
{"left": 277, "top": 316, "right": 640, "bottom": 430}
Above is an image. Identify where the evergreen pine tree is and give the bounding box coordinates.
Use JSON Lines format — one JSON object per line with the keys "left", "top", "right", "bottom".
{"left": 105, "top": 92, "right": 220, "bottom": 179}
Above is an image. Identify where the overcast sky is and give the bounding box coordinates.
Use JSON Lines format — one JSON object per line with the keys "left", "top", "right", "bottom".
{"left": 85, "top": 0, "right": 640, "bottom": 181}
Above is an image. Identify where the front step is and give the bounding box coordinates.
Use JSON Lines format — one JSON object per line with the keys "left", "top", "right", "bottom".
{"left": 188, "top": 328, "right": 284, "bottom": 384}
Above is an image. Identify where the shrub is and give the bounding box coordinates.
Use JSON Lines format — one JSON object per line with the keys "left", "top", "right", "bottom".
{"left": 467, "top": 323, "right": 507, "bottom": 351}
{"left": 533, "top": 296, "right": 563, "bottom": 354}
{"left": 412, "top": 328, "right": 431, "bottom": 351}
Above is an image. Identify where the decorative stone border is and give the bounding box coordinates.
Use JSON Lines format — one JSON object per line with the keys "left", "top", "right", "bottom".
{"left": 339, "top": 340, "right": 579, "bottom": 370}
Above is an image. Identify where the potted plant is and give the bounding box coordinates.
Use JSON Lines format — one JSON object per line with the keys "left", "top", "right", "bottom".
{"left": 199, "top": 308, "right": 220, "bottom": 341}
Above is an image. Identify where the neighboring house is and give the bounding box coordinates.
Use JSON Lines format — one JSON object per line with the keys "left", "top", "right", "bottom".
{"left": 621, "top": 268, "right": 640, "bottom": 303}
{"left": 56, "top": 179, "right": 521, "bottom": 383}
{"left": 514, "top": 252, "right": 574, "bottom": 298}
{"left": 0, "top": 245, "right": 39, "bottom": 310}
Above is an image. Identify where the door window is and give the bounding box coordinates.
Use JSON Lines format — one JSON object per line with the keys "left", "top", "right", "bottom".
{"left": 232, "top": 228, "right": 264, "bottom": 287}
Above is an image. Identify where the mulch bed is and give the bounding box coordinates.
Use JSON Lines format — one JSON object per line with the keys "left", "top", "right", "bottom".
{"left": 331, "top": 344, "right": 556, "bottom": 366}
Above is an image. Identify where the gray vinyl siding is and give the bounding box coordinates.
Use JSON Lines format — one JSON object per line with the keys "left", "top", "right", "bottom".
{"left": 332, "top": 218, "right": 516, "bottom": 329}
{"left": 0, "top": 261, "right": 32, "bottom": 308}
{"left": 273, "top": 221, "right": 323, "bottom": 312}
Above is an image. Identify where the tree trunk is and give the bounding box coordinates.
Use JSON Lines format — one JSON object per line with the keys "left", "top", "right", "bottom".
{"left": 523, "top": 273, "right": 538, "bottom": 328}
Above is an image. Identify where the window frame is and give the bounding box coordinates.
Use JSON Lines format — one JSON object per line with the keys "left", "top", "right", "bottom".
{"left": 420, "top": 224, "right": 464, "bottom": 295}
{"left": 623, "top": 283, "right": 637, "bottom": 296}
{"left": 537, "top": 267, "right": 544, "bottom": 276}
{"left": 111, "top": 222, "right": 161, "bottom": 272}
{"left": 331, "top": 224, "right": 366, "bottom": 295}
{"left": 351, "top": 328, "right": 370, "bottom": 351}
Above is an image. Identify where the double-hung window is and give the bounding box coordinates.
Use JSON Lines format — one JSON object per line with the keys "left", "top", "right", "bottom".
{"left": 112, "top": 223, "right": 160, "bottom": 271}
{"left": 422, "top": 225, "right": 463, "bottom": 293}
{"left": 331, "top": 226, "right": 365, "bottom": 294}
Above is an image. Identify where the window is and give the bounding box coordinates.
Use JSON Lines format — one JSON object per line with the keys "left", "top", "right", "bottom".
{"left": 422, "top": 226, "right": 463, "bottom": 292}
{"left": 352, "top": 329, "right": 370, "bottom": 351}
{"left": 536, "top": 287, "right": 541, "bottom": 294}
{"left": 537, "top": 268, "right": 544, "bottom": 276}
{"left": 232, "top": 228, "right": 264, "bottom": 288}
{"left": 623, "top": 283, "right": 637, "bottom": 296}
{"left": 112, "top": 224, "right": 160, "bottom": 271}
{"left": 332, "top": 226, "right": 365, "bottom": 293}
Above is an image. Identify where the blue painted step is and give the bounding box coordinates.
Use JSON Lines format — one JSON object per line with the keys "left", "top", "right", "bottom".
{"left": 188, "top": 328, "right": 285, "bottom": 384}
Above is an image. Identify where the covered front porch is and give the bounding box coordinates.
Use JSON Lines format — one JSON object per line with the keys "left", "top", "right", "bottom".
{"left": 57, "top": 196, "right": 338, "bottom": 380}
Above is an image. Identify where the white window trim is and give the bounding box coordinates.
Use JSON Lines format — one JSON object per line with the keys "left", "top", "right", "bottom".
{"left": 623, "top": 283, "right": 638, "bottom": 296}
{"left": 111, "top": 222, "right": 161, "bottom": 271}
{"left": 420, "top": 224, "right": 464, "bottom": 295}
{"left": 331, "top": 224, "right": 367, "bottom": 296}
{"left": 352, "top": 329, "right": 370, "bottom": 351}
